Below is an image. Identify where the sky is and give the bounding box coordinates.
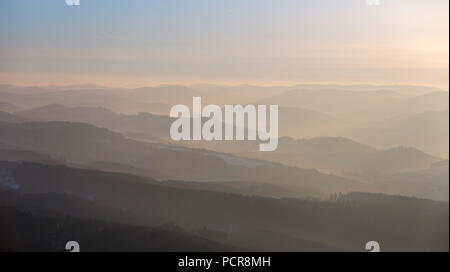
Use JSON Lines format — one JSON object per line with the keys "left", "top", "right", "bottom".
{"left": 0, "top": 0, "right": 448, "bottom": 89}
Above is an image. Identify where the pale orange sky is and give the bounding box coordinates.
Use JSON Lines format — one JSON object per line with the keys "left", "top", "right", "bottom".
{"left": 0, "top": 0, "right": 448, "bottom": 90}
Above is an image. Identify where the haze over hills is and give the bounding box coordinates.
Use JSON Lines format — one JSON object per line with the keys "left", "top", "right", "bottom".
{"left": 182, "top": 135, "right": 442, "bottom": 174}
{"left": 0, "top": 83, "right": 448, "bottom": 250}
{"left": 0, "top": 101, "right": 19, "bottom": 112}
{"left": 2, "top": 83, "right": 447, "bottom": 156}
{"left": 14, "top": 102, "right": 448, "bottom": 158}
{"left": 0, "top": 115, "right": 447, "bottom": 201}
{"left": 344, "top": 111, "right": 449, "bottom": 158}
{"left": 243, "top": 137, "right": 440, "bottom": 176}
{"left": 3, "top": 100, "right": 448, "bottom": 200}
{"left": 0, "top": 111, "right": 27, "bottom": 123}
{"left": 1, "top": 84, "right": 447, "bottom": 116}
{"left": 204, "top": 136, "right": 447, "bottom": 201}
{"left": 17, "top": 104, "right": 171, "bottom": 140}
{"left": 1, "top": 0, "right": 448, "bottom": 253}
{"left": 0, "top": 120, "right": 364, "bottom": 199}
{"left": 284, "top": 84, "right": 446, "bottom": 95}
{"left": 238, "top": 138, "right": 448, "bottom": 201}
{"left": 0, "top": 161, "right": 447, "bottom": 251}
{"left": 16, "top": 104, "right": 353, "bottom": 141}
{"left": 277, "top": 107, "right": 354, "bottom": 138}
{"left": 0, "top": 85, "right": 201, "bottom": 114}
{"left": 258, "top": 88, "right": 449, "bottom": 121}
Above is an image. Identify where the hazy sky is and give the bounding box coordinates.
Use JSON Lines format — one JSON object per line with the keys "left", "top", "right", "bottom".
{"left": 0, "top": 0, "right": 448, "bottom": 89}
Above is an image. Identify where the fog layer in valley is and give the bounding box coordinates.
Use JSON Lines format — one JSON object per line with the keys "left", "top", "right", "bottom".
{"left": 0, "top": 84, "right": 448, "bottom": 251}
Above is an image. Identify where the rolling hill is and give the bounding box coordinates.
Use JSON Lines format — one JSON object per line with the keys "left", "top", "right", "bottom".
{"left": 0, "top": 121, "right": 362, "bottom": 198}
{"left": 0, "top": 161, "right": 447, "bottom": 251}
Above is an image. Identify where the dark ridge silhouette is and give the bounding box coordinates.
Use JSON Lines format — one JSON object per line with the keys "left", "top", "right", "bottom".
{"left": 0, "top": 111, "right": 27, "bottom": 123}
{"left": 0, "top": 161, "right": 447, "bottom": 251}
{"left": 0, "top": 206, "right": 231, "bottom": 252}
{"left": 0, "top": 101, "right": 20, "bottom": 112}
